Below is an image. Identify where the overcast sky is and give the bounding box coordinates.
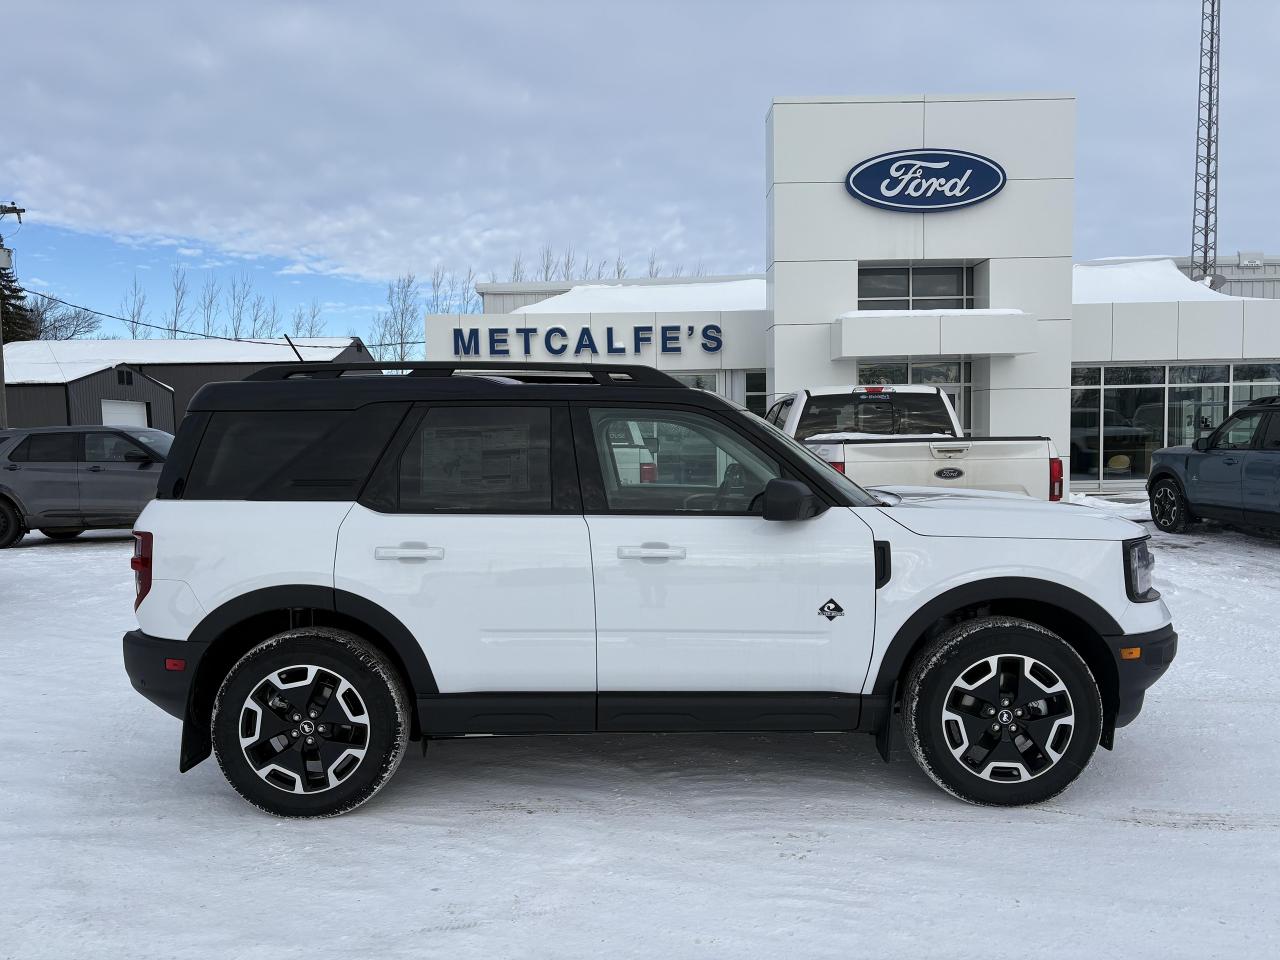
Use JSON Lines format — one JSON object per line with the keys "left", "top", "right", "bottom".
{"left": 4, "top": 0, "right": 1278, "bottom": 337}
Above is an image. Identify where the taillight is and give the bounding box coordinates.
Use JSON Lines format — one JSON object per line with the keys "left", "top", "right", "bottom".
{"left": 829, "top": 461, "right": 846, "bottom": 474}
{"left": 639, "top": 462, "right": 657, "bottom": 483}
{"left": 131, "top": 531, "right": 153, "bottom": 610}
{"left": 1049, "top": 457, "right": 1064, "bottom": 502}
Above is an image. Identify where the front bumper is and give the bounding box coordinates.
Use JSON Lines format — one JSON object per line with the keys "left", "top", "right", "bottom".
{"left": 123, "top": 629, "right": 208, "bottom": 720}
{"left": 1105, "top": 623, "right": 1178, "bottom": 729}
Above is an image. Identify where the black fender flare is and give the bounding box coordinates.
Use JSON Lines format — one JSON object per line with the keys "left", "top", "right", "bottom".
{"left": 869, "top": 576, "right": 1124, "bottom": 698}
{"left": 0, "top": 483, "right": 31, "bottom": 523}
{"left": 179, "top": 585, "right": 436, "bottom": 771}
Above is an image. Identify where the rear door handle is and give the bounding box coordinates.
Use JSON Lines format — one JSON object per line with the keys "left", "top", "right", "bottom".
{"left": 2, "top": 463, "right": 17, "bottom": 471}
{"left": 374, "top": 544, "right": 445, "bottom": 562}
{"left": 87, "top": 465, "right": 104, "bottom": 472}
{"left": 617, "top": 544, "right": 686, "bottom": 560}
{"left": 1222, "top": 457, "right": 1239, "bottom": 466}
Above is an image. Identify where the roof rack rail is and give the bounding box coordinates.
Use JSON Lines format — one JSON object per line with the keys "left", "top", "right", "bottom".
{"left": 1245, "top": 394, "right": 1280, "bottom": 406}
{"left": 244, "top": 360, "right": 687, "bottom": 388}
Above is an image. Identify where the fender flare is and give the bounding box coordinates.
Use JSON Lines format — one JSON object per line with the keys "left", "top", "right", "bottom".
{"left": 179, "top": 585, "right": 436, "bottom": 771}
{"left": 869, "top": 576, "right": 1124, "bottom": 697}
{"left": 0, "top": 483, "right": 31, "bottom": 522}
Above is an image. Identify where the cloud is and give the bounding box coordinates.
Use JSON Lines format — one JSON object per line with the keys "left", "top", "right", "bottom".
{"left": 175, "top": 246, "right": 202, "bottom": 257}
{"left": 5, "top": 1, "right": 1278, "bottom": 278}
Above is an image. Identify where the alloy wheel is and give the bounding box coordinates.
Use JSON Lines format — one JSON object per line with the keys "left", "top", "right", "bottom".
{"left": 941, "top": 654, "right": 1075, "bottom": 783}
{"left": 238, "top": 664, "right": 371, "bottom": 794}
{"left": 1152, "top": 485, "right": 1179, "bottom": 528}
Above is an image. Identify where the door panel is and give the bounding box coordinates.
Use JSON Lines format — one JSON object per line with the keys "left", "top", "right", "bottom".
{"left": 80, "top": 432, "right": 159, "bottom": 522}
{"left": 5, "top": 432, "right": 80, "bottom": 522}
{"left": 1244, "top": 414, "right": 1280, "bottom": 525}
{"left": 1190, "top": 410, "right": 1263, "bottom": 516}
{"left": 587, "top": 510, "right": 877, "bottom": 692}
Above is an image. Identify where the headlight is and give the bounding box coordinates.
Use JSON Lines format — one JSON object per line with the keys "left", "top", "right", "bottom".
{"left": 1124, "top": 537, "right": 1160, "bottom": 602}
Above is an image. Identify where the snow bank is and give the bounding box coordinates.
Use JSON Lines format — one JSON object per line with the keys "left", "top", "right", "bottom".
{"left": 1069, "top": 491, "right": 1152, "bottom": 522}
{"left": 1072, "top": 258, "right": 1237, "bottom": 304}
{"left": 514, "top": 279, "right": 765, "bottom": 314}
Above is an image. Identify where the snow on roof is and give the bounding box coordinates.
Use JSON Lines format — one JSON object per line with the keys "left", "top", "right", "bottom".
{"left": 1072, "top": 257, "right": 1237, "bottom": 304}
{"left": 514, "top": 279, "right": 766, "bottom": 314}
{"left": 2, "top": 337, "right": 358, "bottom": 385}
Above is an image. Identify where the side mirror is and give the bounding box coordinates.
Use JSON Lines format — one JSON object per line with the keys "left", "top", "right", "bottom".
{"left": 1193, "top": 436, "right": 1211, "bottom": 452}
{"left": 762, "top": 478, "right": 828, "bottom": 521}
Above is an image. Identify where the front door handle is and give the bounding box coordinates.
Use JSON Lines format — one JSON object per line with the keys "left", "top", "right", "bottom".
{"left": 374, "top": 544, "right": 445, "bottom": 562}
{"left": 2, "top": 463, "right": 17, "bottom": 471}
{"left": 87, "top": 465, "right": 105, "bottom": 472}
{"left": 1222, "top": 457, "right": 1239, "bottom": 466}
{"left": 617, "top": 544, "right": 686, "bottom": 560}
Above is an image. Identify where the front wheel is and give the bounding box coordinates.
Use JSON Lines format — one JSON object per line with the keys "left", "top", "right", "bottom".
{"left": 1150, "top": 478, "right": 1192, "bottom": 534}
{"left": 903, "top": 617, "right": 1103, "bottom": 805}
{"left": 212, "top": 628, "right": 409, "bottom": 817}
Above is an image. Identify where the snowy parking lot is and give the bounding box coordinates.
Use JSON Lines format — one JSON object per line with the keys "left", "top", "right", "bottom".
{"left": 2, "top": 518, "right": 1278, "bottom": 959}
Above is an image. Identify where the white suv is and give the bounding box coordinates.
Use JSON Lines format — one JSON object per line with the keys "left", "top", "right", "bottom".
{"left": 123, "top": 362, "right": 1177, "bottom": 817}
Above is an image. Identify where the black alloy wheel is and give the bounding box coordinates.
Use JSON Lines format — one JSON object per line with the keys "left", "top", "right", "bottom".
{"left": 1150, "top": 479, "right": 1191, "bottom": 534}
{"left": 0, "top": 499, "right": 24, "bottom": 549}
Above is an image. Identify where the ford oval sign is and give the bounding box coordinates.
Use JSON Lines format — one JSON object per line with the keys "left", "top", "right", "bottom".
{"left": 934, "top": 467, "right": 965, "bottom": 480}
{"left": 845, "top": 149, "right": 1006, "bottom": 212}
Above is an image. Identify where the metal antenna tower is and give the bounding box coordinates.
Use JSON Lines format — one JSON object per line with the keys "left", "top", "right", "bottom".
{"left": 1190, "top": 0, "right": 1222, "bottom": 282}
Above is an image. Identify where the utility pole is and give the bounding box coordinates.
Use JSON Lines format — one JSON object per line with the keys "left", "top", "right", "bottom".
{"left": 1190, "top": 0, "right": 1222, "bottom": 282}
{"left": 0, "top": 202, "right": 27, "bottom": 429}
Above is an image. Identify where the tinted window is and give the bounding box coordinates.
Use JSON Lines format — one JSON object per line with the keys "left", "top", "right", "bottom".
{"left": 184, "top": 404, "right": 408, "bottom": 500}
{"left": 396, "top": 407, "right": 552, "bottom": 513}
{"left": 126, "top": 429, "right": 173, "bottom": 458}
{"left": 1260, "top": 415, "right": 1280, "bottom": 451}
{"left": 795, "top": 393, "right": 954, "bottom": 439}
{"left": 589, "top": 408, "right": 780, "bottom": 514}
{"left": 86, "top": 432, "right": 144, "bottom": 462}
{"left": 10, "top": 433, "right": 79, "bottom": 463}
{"left": 1212, "top": 411, "right": 1265, "bottom": 451}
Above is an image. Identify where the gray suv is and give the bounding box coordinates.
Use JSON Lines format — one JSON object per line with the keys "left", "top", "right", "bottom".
{"left": 0, "top": 425, "right": 172, "bottom": 548}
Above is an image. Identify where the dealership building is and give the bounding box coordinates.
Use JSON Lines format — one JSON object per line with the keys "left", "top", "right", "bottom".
{"left": 426, "top": 92, "right": 1280, "bottom": 492}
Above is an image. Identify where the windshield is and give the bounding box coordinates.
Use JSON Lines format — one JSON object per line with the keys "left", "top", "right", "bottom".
{"left": 125, "top": 428, "right": 174, "bottom": 458}
{"left": 795, "top": 392, "right": 956, "bottom": 440}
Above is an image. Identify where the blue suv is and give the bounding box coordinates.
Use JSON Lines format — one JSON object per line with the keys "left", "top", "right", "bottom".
{"left": 1147, "top": 396, "right": 1280, "bottom": 534}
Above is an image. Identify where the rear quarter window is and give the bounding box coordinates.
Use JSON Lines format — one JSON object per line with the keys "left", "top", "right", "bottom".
{"left": 181, "top": 403, "right": 409, "bottom": 501}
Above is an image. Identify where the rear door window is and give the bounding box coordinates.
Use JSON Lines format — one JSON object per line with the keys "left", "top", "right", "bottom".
{"left": 182, "top": 404, "right": 409, "bottom": 500}
{"left": 8, "top": 432, "right": 80, "bottom": 463}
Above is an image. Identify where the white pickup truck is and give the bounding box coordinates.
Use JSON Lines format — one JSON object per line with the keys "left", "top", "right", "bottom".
{"left": 764, "top": 385, "right": 1064, "bottom": 501}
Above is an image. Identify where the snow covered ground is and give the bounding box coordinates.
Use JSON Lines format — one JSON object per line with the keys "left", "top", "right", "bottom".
{"left": 2, "top": 520, "right": 1278, "bottom": 959}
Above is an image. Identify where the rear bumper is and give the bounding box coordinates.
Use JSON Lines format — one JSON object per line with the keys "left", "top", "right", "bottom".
{"left": 1106, "top": 623, "right": 1178, "bottom": 728}
{"left": 123, "top": 629, "right": 208, "bottom": 720}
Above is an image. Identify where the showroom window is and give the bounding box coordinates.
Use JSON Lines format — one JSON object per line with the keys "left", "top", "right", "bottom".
{"left": 1069, "top": 362, "right": 1280, "bottom": 485}
{"left": 856, "top": 357, "right": 972, "bottom": 432}
{"left": 857, "top": 265, "right": 976, "bottom": 311}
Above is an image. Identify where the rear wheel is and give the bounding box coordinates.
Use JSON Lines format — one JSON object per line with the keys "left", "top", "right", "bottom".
{"left": 1150, "top": 478, "right": 1192, "bottom": 534}
{"left": 903, "top": 617, "right": 1102, "bottom": 805}
{"left": 212, "top": 628, "right": 409, "bottom": 817}
{"left": 0, "top": 499, "right": 24, "bottom": 549}
{"left": 39, "top": 527, "right": 85, "bottom": 540}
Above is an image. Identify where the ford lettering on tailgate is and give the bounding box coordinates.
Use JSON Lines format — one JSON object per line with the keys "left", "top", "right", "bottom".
{"left": 845, "top": 149, "right": 1006, "bottom": 212}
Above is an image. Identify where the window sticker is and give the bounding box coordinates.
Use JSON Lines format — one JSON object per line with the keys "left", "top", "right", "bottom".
{"left": 421, "top": 424, "right": 532, "bottom": 493}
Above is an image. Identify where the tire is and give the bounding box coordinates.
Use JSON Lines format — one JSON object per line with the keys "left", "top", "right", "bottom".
{"left": 212, "top": 628, "right": 409, "bottom": 818}
{"left": 903, "top": 616, "right": 1103, "bottom": 806}
{"left": 1149, "top": 478, "right": 1192, "bottom": 534}
{"left": 38, "top": 528, "right": 85, "bottom": 541}
{"left": 0, "top": 499, "right": 24, "bottom": 549}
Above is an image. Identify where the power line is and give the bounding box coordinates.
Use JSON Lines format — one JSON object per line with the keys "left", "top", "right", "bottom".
{"left": 18, "top": 286, "right": 428, "bottom": 350}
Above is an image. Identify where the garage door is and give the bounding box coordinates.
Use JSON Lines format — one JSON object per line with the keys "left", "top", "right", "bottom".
{"left": 100, "top": 399, "right": 149, "bottom": 427}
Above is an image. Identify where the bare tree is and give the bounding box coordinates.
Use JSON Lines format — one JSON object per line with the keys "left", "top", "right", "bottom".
{"left": 670, "top": 262, "right": 685, "bottom": 279}
{"left": 647, "top": 248, "right": 661, "bottom": 279}
{"left": 595, "top": 258, "right": 608, "bottom": 280}
{"left": 559, "top": 245, "right": 576, "bottom": 282}
{"left": 692, "top": 259, "right": 707, "bottom": 278}
{"left": 508, "top": 253, "right": 526, "bottom": 283}
{"left": 368, "top": 273, "right": 421, "bottom": 361}
{"left": 198, "top": 273, "right": 220, "bottom": 336}
{"left": 289, "top": 299, "right": 326, "bottom": 337}
{"left": 120, "top": 275, "right": 149, "bottom": 338}
{"left": 613, "top": 252, "right": 627, "bottom": 279}
{"left": 26, "top": 295, "right": 102, "bottom": 339}
{"left": 458, "top": 267, "right": 478, "bottom": 314}
{"left": 580, "top": 255, "right": 595, "bottom": 281}
{"left": 537, "top": 243, "right": 557, "bottom": 282}
{"left": 224, "top": 273, "right": 251, "bottom": 338}
{"left": 426, "top": 265, "right": 447, "bottom": 314}
{"left": 247, "top": 294, "right": 269, "bottom": 338}
{"left": 166, "top": 262, "right": 189, "bottom": 338}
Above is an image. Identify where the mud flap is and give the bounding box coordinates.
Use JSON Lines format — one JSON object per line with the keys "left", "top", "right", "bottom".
{"left": 875, "top": 680, "right": 903, "bottom": 762}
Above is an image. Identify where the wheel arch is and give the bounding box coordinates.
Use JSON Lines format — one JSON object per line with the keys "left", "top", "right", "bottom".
{"left": 872, "top": 577, "right": 1123, "bottom": 748}
{"left": 179, "top": 585, "right": 436, "bottom": 771}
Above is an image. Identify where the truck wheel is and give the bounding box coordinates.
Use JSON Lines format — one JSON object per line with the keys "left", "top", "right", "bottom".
{"left": 212, "top": 628, "right": 409, "bottom": 818}
{"left": 39, "top": 527, "right": 85, "bottom": 540}
{"left": 902, "top": 616, "right": 1102, "bottom": 806}
{"left": 0, "top": 499, "right": 24, "bottom": 549}
{"left": 1150, "top": 478, "right": 1191, "bottom": 534}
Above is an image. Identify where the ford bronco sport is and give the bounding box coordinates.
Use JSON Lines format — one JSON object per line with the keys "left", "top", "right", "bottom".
{"left": 123, "top": 362, "right": 1176, "bottom": 817}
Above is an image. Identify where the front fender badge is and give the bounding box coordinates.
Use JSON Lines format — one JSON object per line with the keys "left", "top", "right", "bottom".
{"left": 819, "top": 599, "right": 845, "bottom": 621}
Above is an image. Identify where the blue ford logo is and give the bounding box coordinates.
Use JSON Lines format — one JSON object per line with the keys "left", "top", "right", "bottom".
{"left": 845, "top": 149, "right": 1006, "bottom": 212}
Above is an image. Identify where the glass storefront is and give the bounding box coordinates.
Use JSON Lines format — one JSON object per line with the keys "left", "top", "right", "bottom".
{"left": 1070, "top": 362, "right": 1280, "bottom": 486}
